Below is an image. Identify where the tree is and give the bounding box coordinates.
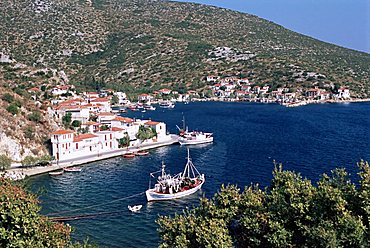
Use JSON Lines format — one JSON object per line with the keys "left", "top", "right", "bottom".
{"left": 71, "top": 120, "right": 82, "bottom": 128}
{"left": 62, "top": 113, "right": 72, "bottom": 128}
{"left": 6, "top": 104, "right": 19, "bottom": 115}
{"left": 136, "top": 125, "right": 157, "bottom": 141}
{"left": 24, "top": 126, "right": 35, "bottom": 140}
{"left": 111, "top": 95, "right": 119, "bottom": 105}
{"left": 157, "top": 162, "right": 370, "bottom": 247}
{"left": 0, "top": 178, "right": 96, "bottom": 247}
{"left": 118, "top": 132, "right": 130, "bottom": 148}
{"left": 1, "top": 93, "right": 14, "bottom": 103}
{"left": 0, "top": 155, "right": 11, "bottom": 171}
{"left": 28, "top": 111, "right": 42, "bottom": 123}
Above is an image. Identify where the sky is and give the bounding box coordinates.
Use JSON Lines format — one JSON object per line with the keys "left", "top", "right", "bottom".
{"left": 175, "top": 0, "right": 370, "bottom": 54}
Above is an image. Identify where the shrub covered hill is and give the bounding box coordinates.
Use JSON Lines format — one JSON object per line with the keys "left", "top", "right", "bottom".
{"left": 1, "top": 0, "right": 369, "bottom": 96}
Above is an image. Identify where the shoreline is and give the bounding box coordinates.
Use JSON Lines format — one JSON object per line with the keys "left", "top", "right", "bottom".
{"left": 5, "top": 135, "right": 179, "bottom": 179}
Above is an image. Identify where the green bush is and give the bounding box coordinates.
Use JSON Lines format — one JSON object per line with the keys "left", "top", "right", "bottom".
{"left": 1, "top": 93, "right": 14, "bottom": 103}
{"left": 158, "top": 161, "right": 370, "bottom": 247}
{"left": 0, "top": 155, "right": 11, "bottom": 171}
{"left": 0, "top": 179, "right": 96, "bottom": 247}
{"left": 28, "top": 111, "right": 42, "bottom": 123}
{"left": 24, "top": 126, "right": 35, "bottom": 140}
{"left": 6, "top": 104, "right": 19, "bottom": 115}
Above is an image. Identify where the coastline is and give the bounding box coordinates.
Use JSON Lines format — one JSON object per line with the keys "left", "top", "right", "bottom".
{"left": 5, "top": 135, "right": 179, "bottom": 179}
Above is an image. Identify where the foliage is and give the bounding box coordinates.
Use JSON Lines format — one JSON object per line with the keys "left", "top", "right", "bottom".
{"left": 89, "top": 115, "right": 98, "bottom": 122}
{"left": 22, "top": 155, "right": 53, "bottom": 167}
{"left": 0, "top": 178, "right": 71, "bottom": 247}
{"left": 0, "top": 178, "right": 96, "bottom": 247}
{"left": 24, "top": 126, "right": 35, "bottom": 140}
{"left": 101, "top": 124, "right": 109, "bottom": 131}
{"left": 111, "top": 95, "right": 119, "bottom": 105}
{"left": 118, "top": 132, "right": 130, "bottom": 148}
{"left": 71, "top": 120, "right": 82, "bottom": 128}
{"left": 1, "top": 93, "right": 14, "bottom": 103}
{"left": 158, "top": 161, "right": 370, "bottom": 247}
{"left": 0, "top": 154, "right": 12, "bottom": 171}
{"left": 6, "top": 104, "right": 19, "bottom": 115}
{"left": 28, "top": 111, "right": 42, "bottom": 123}
{"left": 62, "top": 113, "right": 72, "bottom": 128}
{"left": 136, "top": 125, "right": 157, "bottom": 141}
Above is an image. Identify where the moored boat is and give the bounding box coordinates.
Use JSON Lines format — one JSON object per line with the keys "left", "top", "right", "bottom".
{"left": 145, "top": 149, "right": 205, "bottom": 202}
{"left": 178, "top": 132, "right": 214, "bottom": 145}
{"left": 159, "top": 101, "right": 175, "bottom": 109}
{"left": 176, "top": 117, "right": 214, "bottom": 145}
{"left": 64, "top": 167, "right": 82, "bottom": 172}
{"left": 136, "top": 150, "right": 149, "bottom": 156}
{"left": 128, "top": 205, "right": 143, "bottom": 212}
{"left": 49, "top": 170, "right": 64, "bottom": 176}
{"left": 123, "top": 153, "right": 136, "bottom": 158}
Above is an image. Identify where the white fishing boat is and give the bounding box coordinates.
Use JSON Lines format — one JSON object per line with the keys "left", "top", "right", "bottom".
{"left": 176, "top": 117, "right": 214, "bottom": 145}
{"left": 159, "top": 101, "right": 175, "bottom": 109}
{"left": 146, "top": 149, "right": 205, "bottom": 202}
{"left": 178, "top": 131, "right": 213, "bottom": 145}
{"left": 128, "top": 205, "right": 143, "bottom": 212}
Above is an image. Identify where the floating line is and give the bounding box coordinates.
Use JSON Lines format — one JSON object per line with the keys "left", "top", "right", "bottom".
{"left": 46, "top": 191, "right": 145, "bottom": 218}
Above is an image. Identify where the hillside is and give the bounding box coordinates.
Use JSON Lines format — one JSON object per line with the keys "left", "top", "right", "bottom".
{"left": 0, "top": 0, "right": 369, "bottom": 161}
{"left": 0, "top": 0, "right": 369, "bottom": 97}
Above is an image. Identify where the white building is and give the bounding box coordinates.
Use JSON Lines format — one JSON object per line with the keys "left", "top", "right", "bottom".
{"left": 338, "top": 88, "right": 350, "bottom": 99}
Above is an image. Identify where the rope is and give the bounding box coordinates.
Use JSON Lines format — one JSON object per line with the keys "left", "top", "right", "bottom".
{"left": 46, "top": 191, "right": 145, "bottom": 217}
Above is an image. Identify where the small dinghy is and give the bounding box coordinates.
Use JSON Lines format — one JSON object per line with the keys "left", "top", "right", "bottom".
{"left": 123, "top": 153, "right": 136, "bottom": 158}
{"left": 136, "top": 151, "right": 149, "bottom": 156}
{"left": 64, "top": 167, "right": 82, "bottom": 172}
{"left": 49, "top": 170, "right": 64, "bottom": 176}
{"left": 128, "top": 205, "right": 143, "bottom": 212}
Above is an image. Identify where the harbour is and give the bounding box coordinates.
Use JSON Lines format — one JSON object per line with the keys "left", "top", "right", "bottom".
{"left": 28, "top": 101, "right": 370, "bottom": 247}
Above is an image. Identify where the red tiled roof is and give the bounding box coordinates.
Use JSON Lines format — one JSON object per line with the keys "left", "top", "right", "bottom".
{"left": 145, "top": 121, "right": 160, "bottom": 126}
{"left": 91, "top": 98, "right": 110, "bottom": 102}
{"left": 73, "top": 133, "right": 98, "bottom": 142}
{"left": 97, "top": 112, "right": 115, "bottom": 116}
{"left": 51, "top": 130, "right": 74, "bottom": 135}
{"left": 113, "top": 116, "right": 134, "bottom": 123}
{"left": 84, "top": 121, "right": 100, "bottom": 126}
{"left": 111, "top": 127, "right": 125, "bottom": 132}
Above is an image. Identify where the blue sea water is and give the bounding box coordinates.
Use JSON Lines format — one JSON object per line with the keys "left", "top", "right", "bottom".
{"left": 29, "top": 102, "right": 370, "bottom": 247}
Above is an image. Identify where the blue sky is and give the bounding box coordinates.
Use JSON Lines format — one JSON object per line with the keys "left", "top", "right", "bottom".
{"left": 175, "top": 0, "right": 370, "bottom": 54}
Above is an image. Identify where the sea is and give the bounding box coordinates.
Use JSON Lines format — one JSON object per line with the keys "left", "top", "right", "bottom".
{"left": 29, "top": 101, "right": 370, "bottom": 247}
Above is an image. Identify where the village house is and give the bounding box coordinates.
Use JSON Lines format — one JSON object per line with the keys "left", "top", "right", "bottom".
{"left": 159, "top": 88, "right": 172, "bottom": 95}
{"left": 51, "top": 85, "right": 73, "bottom": 96}
{"left": 206, "top": 75, "right": 219, "bottom": 82}
{"left": 337, "top": 87, "right": 350, "bottom": 99}
{"left": 138, "top": 93, "right": 152, "bottom": 102}
{"left": 90, "top": 97, "right": 111, "bottom": 112}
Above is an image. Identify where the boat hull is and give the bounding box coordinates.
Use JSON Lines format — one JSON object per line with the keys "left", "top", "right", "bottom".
{"left": 178, "top": 137, "right": 213, "bottom": 145}
{"left": 146, "top": 179, "right": 204, "bottom": 202}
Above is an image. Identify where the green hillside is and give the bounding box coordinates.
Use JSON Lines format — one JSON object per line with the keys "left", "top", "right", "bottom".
{"left": 0, "top": 0, "right": 369, "bottom": 96}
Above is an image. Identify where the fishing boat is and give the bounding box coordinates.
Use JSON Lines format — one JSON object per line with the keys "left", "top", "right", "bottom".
{"left": 145, "top": 149, "right": 205, "bottom": 202}
{"left": 144, "top": 105, "right": 156, "bottom": 111}
{"left": 49, "top": 170, "right": 64, "bottom": 176}
{"left": 136, "top": 150, "right": 149, "bottom": 156}
{"left": 159, "top": 101, "right": 175, "bottom": 109}
{"left": 123, "top": 153, "right": 136, "bottom": 158}
{"left": 128, "top": 205, "right": 143, "bottom": 212}
{"left": 178, "top": 131, "right": 214, "bottom": 145}
{"left": 176, "top": 117, "right": 214, "bottom": 145}
{"left": 64, "top": 167, "right": 82, "bottom": 172}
